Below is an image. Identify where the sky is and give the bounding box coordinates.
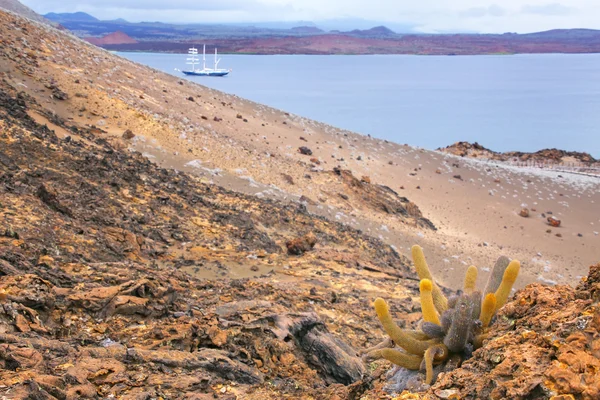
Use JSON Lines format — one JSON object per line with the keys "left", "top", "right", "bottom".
{"left": 20, "top": 0, "right": 600, "bottom": 33}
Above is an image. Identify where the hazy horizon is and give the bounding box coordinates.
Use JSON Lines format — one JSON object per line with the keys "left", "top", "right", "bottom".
{"left": 20, "top": 0, "right": 600, "bottom": 34}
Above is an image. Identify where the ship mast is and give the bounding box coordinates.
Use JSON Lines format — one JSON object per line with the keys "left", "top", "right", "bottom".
{"left": 186, "top": 46, "right": 198, "bottom": 71}
{"left": 214, "top": 48, "right": 221, "bottom": 70}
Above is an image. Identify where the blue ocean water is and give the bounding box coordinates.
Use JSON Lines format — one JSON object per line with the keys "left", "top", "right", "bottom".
{"left": 118, "top": 52, "right": 600, "bottom": 157}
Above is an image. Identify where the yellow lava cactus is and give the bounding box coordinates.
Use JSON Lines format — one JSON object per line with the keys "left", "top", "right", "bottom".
{"left": 364, "top": 245, "right": 520, "bottom": 387}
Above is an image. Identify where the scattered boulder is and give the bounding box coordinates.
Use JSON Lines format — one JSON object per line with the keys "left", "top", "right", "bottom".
{"left": 548, "top": 216, "right": 561, "bottom": 227}
{"left": 298, "top": 146, "right": 312, "bottom": 156}
{"left": 286, "top": 233, "right": 317, "bottom": 255}
{"left": 281, "top": 174, "right": 294, "bottom": 185}
{"left": 361, "top": 176, "right": 371, "bottom": 184}
{"left": 299, "top": 195, "right": 316, "bottom": 205}
{"left": 519, "top": 208, "right": 530, "bottom": 218}
{"left": 122, "top": 129, "right": 135, "bottom": 140}
{"left": 45, "top": 82, "right": 68, "bottom": 101}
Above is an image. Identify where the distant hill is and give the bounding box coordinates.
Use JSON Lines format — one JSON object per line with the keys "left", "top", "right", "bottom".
{"left": 45, "top": 11, "right": 98, "bottom": 23}
{"left": 0, "top": 0, "right": 56, "bottom": 26}
{"left": 521, "top": 28, "right": 600, "bottom": 39}
{"left": 86, "top": 31, "right": 137, "bottom": 45}
{"left": 30, "top": 7, "right": 600, "bottom": 55}
{"left": 347, "top": 25, "right": 397, "bottom": 38}
{"left": 290, "top": 26, "right": 324, "bottom": 34}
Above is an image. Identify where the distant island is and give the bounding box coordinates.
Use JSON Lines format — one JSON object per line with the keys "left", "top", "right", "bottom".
{"left": 43, "top": 11, "right": 600, "bottom": 55}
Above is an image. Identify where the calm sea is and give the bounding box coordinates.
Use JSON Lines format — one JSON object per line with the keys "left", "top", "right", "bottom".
{"left": 118, "top": 52, "right": 600, "bottom": 157}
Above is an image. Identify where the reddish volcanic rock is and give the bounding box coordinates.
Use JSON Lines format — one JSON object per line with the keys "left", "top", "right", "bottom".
{"left": 548, "top": 216, "right": 562, "bottom": 227}
{"left": 286, "top": 233, "right": 317, "bottom": 255}
{"left": 438, "top": 142, "right": 598, "bottom": 165}
{"left": 86, "top": 31, "right": 137, "bottom": 46}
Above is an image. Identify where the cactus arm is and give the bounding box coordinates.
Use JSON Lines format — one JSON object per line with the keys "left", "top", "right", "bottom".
{"left": 421, "top": 322, "right": 445, "bottom": 338}
{"left": 423, "top": 344, "right": 449, "bottom": 385}
{"left": 420, "top": 279, "right": 441, "bottom": 325}
{"left": 405, "top": 329, "right": 433, "bottom": 341}
{"left": 411, "top": 245, "right": 448, "bottom": 313}
{"left": 479, "top": 293, "right": 497, "bottom": 328}
{"left": 374, "top": 298, "right": 435, "bottom": 355}
{"left": 365, "top": 348, "right": 424, "bottom": 369}
{"left": 494, "top": 260, "right": 520, "bottom": 311}
{"left": 473, "top": 332, "right": 490, "bottom": 349}
{"left": 447, "top": 295, "right": 458, "bottom": 309}
{"left": 483, "top": 256, "right": 511, "bottom": 295}
{"left": 463, "top": 266, "right": 478, "bottom": 294}
{"left": 440, "top": 309, "right": 453, "bottom": 333}
{"left": 469, "top": 290, "right": 482, "bottom": 321}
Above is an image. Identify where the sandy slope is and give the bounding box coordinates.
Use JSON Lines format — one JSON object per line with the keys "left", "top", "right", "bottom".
{"left": 1, "top": 9, "right": 598, "bottom": 291}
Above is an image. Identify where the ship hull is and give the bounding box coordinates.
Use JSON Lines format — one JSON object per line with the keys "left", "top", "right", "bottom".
{"left": 182, "top": 70, "right": 229, "bottom": 77}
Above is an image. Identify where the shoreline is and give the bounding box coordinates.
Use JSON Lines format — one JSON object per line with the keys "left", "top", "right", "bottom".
{"left": 111, "top": 48, "right": 600, "bottom": 56}
{"left": 117, "top": 51, "right": 600, "bottom": 159}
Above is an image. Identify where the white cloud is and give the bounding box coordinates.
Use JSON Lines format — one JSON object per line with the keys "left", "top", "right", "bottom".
{"left": 521, "top": 3, "right": 575, "bottom": 15}
{"left": 19, "top": 0, "right": 600, "bottom": 33}
{"left": 460, "top": 5, "right": 507, "bottom": 18}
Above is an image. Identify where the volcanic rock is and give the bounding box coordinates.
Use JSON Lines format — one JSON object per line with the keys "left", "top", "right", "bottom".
{"left": 286, "top": 233, "right": 317, "bottom": 255}
{"left": 298, "top": 146, "right": 313, "bottom": 156}
{"left": 86, "top": 31, "right": 138, "bottom": 46}
{"left": 548, "top": 216, "right": 561, "bottom": 227}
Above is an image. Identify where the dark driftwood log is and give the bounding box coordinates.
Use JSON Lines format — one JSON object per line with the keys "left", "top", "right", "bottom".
{"left": 268, "top": 312, "right": 366, "bottom": 385}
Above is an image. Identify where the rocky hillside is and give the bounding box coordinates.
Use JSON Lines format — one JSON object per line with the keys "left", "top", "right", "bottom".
{"left": 438, "top": 141, "right": 598, "bottom": 165}
{"left": 0, "top": 64, "right": 415, "bottom": 399}
{"left": 1, "top": 82, "right": 599, "bottom": 399}
{"left": 0, "top": 0, "right": 55, "bottom": 26}
{"left": 1, "top": 8, "right": 599, "bottom": 400}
